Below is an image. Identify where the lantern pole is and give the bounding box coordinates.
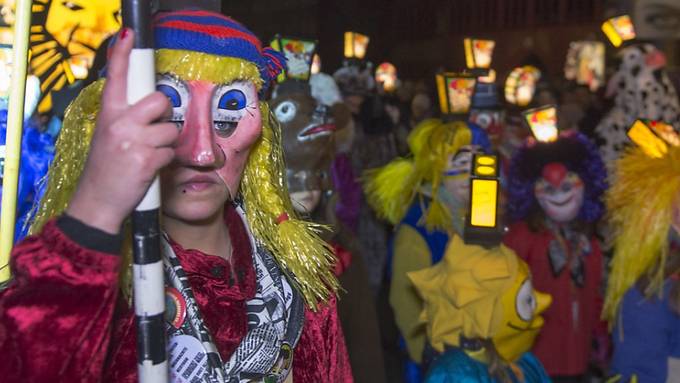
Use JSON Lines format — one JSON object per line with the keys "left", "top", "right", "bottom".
{"left": 0, "top": 0, "right": 33, "bottom": 285}
{"left": 122, "top": 0, "right": 168, "bottom": 382}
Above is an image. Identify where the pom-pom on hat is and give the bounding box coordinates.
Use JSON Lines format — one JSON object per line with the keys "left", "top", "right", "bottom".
{"left": 153, "top": 10, "right": 285, "bottom": 91}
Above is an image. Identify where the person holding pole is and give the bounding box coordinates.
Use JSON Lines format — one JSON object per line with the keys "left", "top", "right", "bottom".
{"left": 0, "top": 10, "right": 351, "bottom": 383}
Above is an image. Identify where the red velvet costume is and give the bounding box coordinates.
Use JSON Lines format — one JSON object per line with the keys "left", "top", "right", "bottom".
{"left": 0, "top": 205, "right": 352, "bottom": 382}
{"left": 504, "top": 221, "right": 602, "bottom": 376}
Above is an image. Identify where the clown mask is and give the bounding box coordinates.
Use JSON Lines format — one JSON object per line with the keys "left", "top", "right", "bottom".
{"left": 534, "top": 162, "right": 584, "bottom": 223}
{"left": 493, "top": 261, "right": 551, "bottom": 362}
{"left": 273, "top": 89, "right": 335, "bottom": 214}
{"left": 157, "top": 74, "right": 262, "bottom": 221}
{"left": 443, "top": 145, "right": 480, "bottom": 205}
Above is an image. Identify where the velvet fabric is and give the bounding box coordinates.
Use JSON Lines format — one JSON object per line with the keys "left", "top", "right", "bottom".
{"left": 0, "top": 205, "right": 352, "bottom": 382}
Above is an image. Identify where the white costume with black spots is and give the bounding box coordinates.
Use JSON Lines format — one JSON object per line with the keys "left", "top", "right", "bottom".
{"left": 594, "top": 43, "right": 680, "bottom": 167}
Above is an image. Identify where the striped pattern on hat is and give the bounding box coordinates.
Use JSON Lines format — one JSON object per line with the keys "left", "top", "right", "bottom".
{"left": 153, "top": 9, "right": 285, "bottom": 89}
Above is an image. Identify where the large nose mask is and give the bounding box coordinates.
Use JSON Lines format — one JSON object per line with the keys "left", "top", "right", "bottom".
{"left": 157, "top": 74, "right": 260, "bottom": 168}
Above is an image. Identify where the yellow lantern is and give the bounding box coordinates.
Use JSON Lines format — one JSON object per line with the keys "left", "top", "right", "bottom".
{"left": 627, "top": 119, "right": 680, "bottom": 158}
{"left": 270, "top": 35, "right": 317, "bottom": 82}
{"left": 523, "top": 105, "right": 558, "bottom": 143}
{"left": 375, "top": 62, "right": 397, "bottom": 92}
{"left": 602, "top": 15, "right": 636, "bottom": 48}
{"left": 504, "top": 65, "right": 541, "bottom": 107}
{"left": 464, "top": 37, "right": 495, "bottom": 73}
{"left": 344, "top": 31, "right": 369, "bottom": 60}
{"left": 436, "top": 72, "right": 477, "bottom": 118}
{"left": 464, "top": 154, "right": 501, "bottom": 246}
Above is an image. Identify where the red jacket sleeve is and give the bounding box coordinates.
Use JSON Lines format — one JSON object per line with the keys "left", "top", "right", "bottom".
{"left": 0, "top": 219, "right": 122, "bottom": 383}
{"left": 293, "top": 295, "right": 354, "bottom": 383}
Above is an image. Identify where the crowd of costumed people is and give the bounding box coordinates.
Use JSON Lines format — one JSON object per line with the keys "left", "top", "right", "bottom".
{"left": 0, "top": 4, "right": 677, "bottom": 383}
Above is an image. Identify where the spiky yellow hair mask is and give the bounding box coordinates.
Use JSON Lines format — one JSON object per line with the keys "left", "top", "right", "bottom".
{"left": 30, "top": 50, "right": 338, "bottom": 309}
{"left": 603, "top": 145, "right": 680, "bottom": 324}
{"left": 409, "top": 236, "right": 550, "bottom": 362}
{"left": 363, "top": 119, "right": 472, "bottom": 232}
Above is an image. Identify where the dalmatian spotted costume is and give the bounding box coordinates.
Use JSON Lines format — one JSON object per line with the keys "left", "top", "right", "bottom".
{"left": 594, "top": 43, "right": 680, "bottom": 168}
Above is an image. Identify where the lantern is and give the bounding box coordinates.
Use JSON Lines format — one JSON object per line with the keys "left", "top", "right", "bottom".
{"left": 523, "top": 105, "right": 558, "bottom": 143}
{"left": 375, "top": 62, "right": 397, "bottom": 92}
{"left": 344, "top": 31, "right": 369, "bottom": 60}
{"left": 270, "top": 35, "right": 317, "bottom": 82}
{"left": 464, "top": 37, "right": 495, "bottom": 74}
{"left": 627, "top": 119, "right": 680, "bottom": 158}
{"left": 564, "top": 41, "right": 605, "bottom": 92}
{"left": 436, "top": 72, "right": 477, "bottom": 119}
{"left": 30, "top": 0, "right": 122, "bottom": 112}
{"left": 602, "top": 15, "right": 636, "bottom": 48}
{"left": 464, "top": 154, "right": 501, "bottom": 246}
{"left": 504, "top": 65, "right": 541, "bottom": 107}
{"left": 311, "top": 53, "right": 321, "bottom": 75}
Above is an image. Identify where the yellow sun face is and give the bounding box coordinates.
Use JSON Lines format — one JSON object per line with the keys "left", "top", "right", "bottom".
{"left": 30, "top": 0, "right": 121, "bottom": 112}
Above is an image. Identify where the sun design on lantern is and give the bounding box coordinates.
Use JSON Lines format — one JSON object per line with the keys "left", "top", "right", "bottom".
{"left": 29, "top": 0, "right": 121, "bottom": 112}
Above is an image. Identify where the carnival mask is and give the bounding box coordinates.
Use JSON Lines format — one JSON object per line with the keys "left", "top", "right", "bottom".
{"left": 534, "top": 162, "right": 584, "bottom": 223}
{"left": 273, "top": 90, "right": 335, "bottom": 214}
{"left": 157, "top": 74, "right": 262, "bottom": 198}
{"left": 443, "top": 145, "right": 480, "bottom": 205}
{"left": 493, "top": 261, "right": 551, "bottom": 363}
{"left": 469, "top": 110, "right": 503, "bottom": 145}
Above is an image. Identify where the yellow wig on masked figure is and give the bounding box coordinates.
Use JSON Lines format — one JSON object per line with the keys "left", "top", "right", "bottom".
{"left": 362, "top": 118, "right": 491, "bottom": 364}
{"left": 28, "top": 23, "right": 338, "bottom": 309}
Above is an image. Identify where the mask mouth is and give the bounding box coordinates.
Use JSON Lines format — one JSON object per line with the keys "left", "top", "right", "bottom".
{"left": 298, "top": 123, "right": 335, "bottom": 141}
{"left": 543, "top": 193, "right": 575, "bottom": 207}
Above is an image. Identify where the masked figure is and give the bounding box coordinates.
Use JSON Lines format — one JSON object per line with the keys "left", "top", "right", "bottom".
{"left": 603, "top": 135, "right": 680, "bottom": 382}
{"left": 504, "top": 131, "right": 607, "bottom": 380}
{"left": 409, "top": 236, "right": 552, "bottom": 382}
{"left": 274, "top": 77, "right": 387, "bottom": 383}
{"left": 30, "top": 0, "right": 121, "bottom": 112}
{"left": 594, "top": 43, "right": 680, "bottom": 168}
{"left": 0, "top": 10, "right": 351, "bottom": 383}
{"left": 363, "top": 118, "right": 490, "bottom": 381}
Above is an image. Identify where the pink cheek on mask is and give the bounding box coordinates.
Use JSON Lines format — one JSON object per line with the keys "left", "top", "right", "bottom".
{"left": 214, "top": 97, "right": 262, "bottom": 196}
{"left": 174, "top": 80, "right": 263, "bottom": 196}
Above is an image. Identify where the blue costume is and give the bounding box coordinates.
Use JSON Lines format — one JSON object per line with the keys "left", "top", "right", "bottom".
{"left": 0, "top": 109, "right": 55, "bottom": 241}
{"left": 425, "top": 348, "right": 551, "bottom": 383}
{"left": 610, "top": 280, "right": 680, "bottom": 382}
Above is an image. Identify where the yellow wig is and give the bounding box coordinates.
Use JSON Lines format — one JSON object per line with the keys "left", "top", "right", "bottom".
{"left": 29, "top": 50, "right": 337, "bottom": 309}
{"left": 408, "top": 235, "right": 518, "bottom": 352}
{"left": 603, "top": 145, "right": 680, "bottom": 324}
{"left": 363, "top": 119, "right": 472, "bottom": 232}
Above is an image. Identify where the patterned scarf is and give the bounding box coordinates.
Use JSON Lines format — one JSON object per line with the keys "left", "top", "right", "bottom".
{"left": 162, "top": 205, "right": 305, "bottom": 383}
{"left": 545, "top": 220, "right": 591, "bottom": 287}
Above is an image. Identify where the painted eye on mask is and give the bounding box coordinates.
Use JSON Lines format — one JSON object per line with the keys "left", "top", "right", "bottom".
{"left": 515, "top": 279, "right": 536, "bottom": 322}
{"left": 156, "top": 74, "right": 189, "bottom": 130}
{"left": 274, "top": 101, "right": 297, "bottom": 123}
{"left": 212, "top": 81, "right": 256, "bottom": 138}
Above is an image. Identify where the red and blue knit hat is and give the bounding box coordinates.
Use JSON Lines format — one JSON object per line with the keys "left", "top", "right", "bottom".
{"left": 153, "top": 10, "right": 286, "bottom": 91}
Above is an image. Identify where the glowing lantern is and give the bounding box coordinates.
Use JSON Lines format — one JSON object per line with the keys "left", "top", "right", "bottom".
{"left": 564, "top": 41, "right": 605, "bottom": 92}
{"left": 464, "top": 38, "right": 495, "bottom": 73}
{"left": 464, "top": 154, "right": 501, "bottom": 246}
{"left": 311, "top": 53, "right": 321, "bottom": 75}
{"left": 602, "top": 15, "right": 636, "bottom": 48}
{"left": 375, "top": 62, "right": 397, "bottom": 92}
{"left": 270, "top": 35, "right": 317, "bottom": 82}
{"left": 523, "top": 105, "right": 558, "bottom": 143}
{"left": 30, "top": 0, "right": 122, "bottom": 112}
{"left": 627, "top": 119, "right": 680, "bottom": 158}
{"left": 505, "top": 65, "right": 541, "bottom": 107}
{"left": 436, "top": 72, "right": 476, "bottom": 119}
{"left": 344, "top": 31, "right": 369, "bottom": 60}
